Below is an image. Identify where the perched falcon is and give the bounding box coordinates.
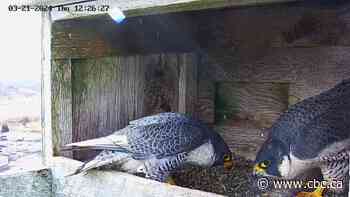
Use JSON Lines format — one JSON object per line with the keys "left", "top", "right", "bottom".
{"left": 254, "top": 79, "right": 350, "bottom": 196}
{"left": 66, "top": 112, "right": 233, "bottom": 183}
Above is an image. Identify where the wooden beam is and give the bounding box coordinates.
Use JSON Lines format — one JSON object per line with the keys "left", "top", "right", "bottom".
{"left": 122, "top": 0, "right": 300, "bottom": 18}
{"left": 41, "top": 10, "right": 54, "bottom": 166}
{"left": 28, "top": 0, "right": 300, "bottom": 21}
{"left": 52, "top": 4, "right": 350, "bottom": 59}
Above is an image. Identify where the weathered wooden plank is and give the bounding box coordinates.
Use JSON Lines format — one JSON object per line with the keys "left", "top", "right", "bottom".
{"left": 52, "top": 3, "right": 350, "bottom": 59}
{"left": 179, "top": 53, "right": 198, "bottom": 117}
{"left": 52, "top": 59, "right": 73, "bottom": 158}
{"left": 52, "top": 13, "right": 198, "bottom": 59}
{"left": 69, "top": 53, "right": 200, "bottom": 160}
{"left": 114, "top": 55, "right": 146, "bottom": 128}
{"left": 214, "top": 83, "right": 288, "bottom": 159}
{"left": 215, "top": 125, "right": 268, "bottom": 161}
{"left": 195, "top": 80, "right": 215, "bottom": 124}
{"left": 71, "top": 57, "right": 119, "bottom": 159}
{"left": 42, "top": 10, "right": 53, "bottom": 166}
{"left": 143, "top": 54, "right": 180, "bottom": 115}
{"left": 207, "top": 47, "right": 350, "bottom": 101}
{"left": 215, "top": 82, "right": 289, "bottom": 128}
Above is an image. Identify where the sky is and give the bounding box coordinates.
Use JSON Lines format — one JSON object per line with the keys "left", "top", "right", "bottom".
{"left": 0, "top": 1, "right": 42, "bottom": 82}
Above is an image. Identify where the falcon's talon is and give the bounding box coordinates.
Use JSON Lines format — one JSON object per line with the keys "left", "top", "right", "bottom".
{"left": 166, "top": 176, "right": 176, "bottom": 185}
{"left": 296, "top": 187, "right": 325, "bottom": 197}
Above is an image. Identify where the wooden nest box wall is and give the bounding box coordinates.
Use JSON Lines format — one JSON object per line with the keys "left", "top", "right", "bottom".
{"left": 51, "top": 1, "right": 350, "bottom": 161}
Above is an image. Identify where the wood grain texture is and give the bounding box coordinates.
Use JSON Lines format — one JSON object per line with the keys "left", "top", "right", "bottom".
{"left": 51, "top": 2, "right": 350, "bottom": 161}
{"left": 72, "top": 57, "right": 119, "bottom": 159}
{"left": 179, "top": 53, "right": 198, "bottom": 117}
{"left": 196, "top": 80, "right": 215, "bottom": 124}
{"left": 42, "top": 11, "right": 54, "bottom": 165}
{"left": 52, "top": 3, "right": 350, "bottom": 59}
{"left": 215, "top": 123, "right": 269, "bottom": 161}
{"left": 143, "top": 54, "right": 180, "bottom": 115}
{"left": 52, "top": 59, "right": 73, "bottom": 158}
{"left": 69, "top": 53, "right": 199, "bottom": 160}
{"left": 207, "top": 47, "right": 350, "bottom": 101}
{"left": 214, "top": 83, "right": 289, "bottom": 160}
{"left": 216, "top": 82, "right": 289, "bottom": 128}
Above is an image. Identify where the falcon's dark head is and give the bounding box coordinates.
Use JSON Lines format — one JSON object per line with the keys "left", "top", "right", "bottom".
{"left": 210, "top": 132, "right": 233, "bottom": 170}
{"left": 254, "top": 139, "right": 290, "bottom": 177}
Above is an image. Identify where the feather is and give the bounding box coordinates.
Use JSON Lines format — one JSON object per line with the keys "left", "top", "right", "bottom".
{"left": 67, "top": 151, "right": 130, "bottom": 177}
{"left": 66, "top": 134, "right": 128, "bottom": 148}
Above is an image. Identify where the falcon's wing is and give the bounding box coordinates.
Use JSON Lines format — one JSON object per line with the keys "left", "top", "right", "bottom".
{"left": 270, "top": 79, "right": 350, "bottom": 159}
{"left": 126, "top": 113, "right": 208, "bottom": 159}
{"left": 66, "top": 113, "right": 208, "bottom": 160}
{"left": 291, "top": 105, "right": 350, "bottom": 159}
{"left": 129, "top": 112, "right": 189, "bottom": 126}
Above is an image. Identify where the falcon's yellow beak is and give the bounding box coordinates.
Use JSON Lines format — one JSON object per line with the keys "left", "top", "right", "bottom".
{"left": 253, "top": 164, "right": 266, "bottom": 175}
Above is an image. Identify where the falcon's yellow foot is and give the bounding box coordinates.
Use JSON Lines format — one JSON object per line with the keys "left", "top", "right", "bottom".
{"left": 166, "top": 176, "right": 176, "bottom": 185}
{"left": 296, "top": 187, "right": 325, "bottom": 197}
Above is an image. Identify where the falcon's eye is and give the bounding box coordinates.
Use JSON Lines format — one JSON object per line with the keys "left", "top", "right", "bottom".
{"left": 223, "top": 154, "right": 231, "bottom": 161}
{"left": 259, "top": 160, "right": 270, "bottom": 169}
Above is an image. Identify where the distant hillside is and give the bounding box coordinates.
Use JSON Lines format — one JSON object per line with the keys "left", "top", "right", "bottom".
{"left": 0, "top": 80, "right": 40, "bottom": 98}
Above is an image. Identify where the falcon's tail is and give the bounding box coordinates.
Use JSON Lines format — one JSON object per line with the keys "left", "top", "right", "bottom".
{"left": 67, "top": 151, "right": 130, "bottom": 176}
{"left": 63, "top": 128, "right": 130, "bottom": 153}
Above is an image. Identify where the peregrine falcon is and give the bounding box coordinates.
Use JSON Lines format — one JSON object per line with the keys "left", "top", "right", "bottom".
{"left": 254, "top": 79, "right": 350, "bottom": 196}
{"left": 66, "top": 112, "right": 233, "bottom": 183}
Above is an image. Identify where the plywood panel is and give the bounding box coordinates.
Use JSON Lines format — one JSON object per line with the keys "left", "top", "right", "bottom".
{"left": 69, "top": 53, "right": 200, "bottom": 160}
{"left": 216, "top": 82, "right": 289, "bottom": 128}
{"left": 216, "top": 125, "right": 268, "bottom": 161}
{"left": 196, "top": 80, "right": 215, "bottom": 124}
{"left": 71, "top": 57, "right": 119, "bottom": 159}
{"left": 143, "top": 54, "right": 180, "bottom": 115}
{"left": 207, "top": 47, "right": 350, "bottom": 102}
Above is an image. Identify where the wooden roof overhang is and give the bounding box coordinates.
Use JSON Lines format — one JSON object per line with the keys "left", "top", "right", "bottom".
{"left": 19, "top": 0, "right": 300, "bottom": 20}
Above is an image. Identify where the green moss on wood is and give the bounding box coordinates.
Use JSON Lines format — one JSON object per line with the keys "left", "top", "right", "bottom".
{"left": 215, "top": 82, "right": 240, "bottom": 124}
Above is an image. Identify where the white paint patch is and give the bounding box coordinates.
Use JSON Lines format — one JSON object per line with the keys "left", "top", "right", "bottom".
{"left": 186, "top": 141, "right": 215, "bottom": 167}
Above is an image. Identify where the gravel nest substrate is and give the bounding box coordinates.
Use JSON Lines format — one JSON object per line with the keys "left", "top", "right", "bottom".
{"left": 173, "top": 156, "right": 258, "bottom": 196}
{"left": 98, "top": 154, "right": 348, "bottom": 197}
{"left": 172, "top": 155, "right": 349, "bottom": 197}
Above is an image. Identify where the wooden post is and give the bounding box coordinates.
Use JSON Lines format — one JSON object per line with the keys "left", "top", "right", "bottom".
{"left": 41, "top": 10, "right": 53, "bottom": 165}
{"left": 52, "top": 59, "right": 73, "bottom": 158}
